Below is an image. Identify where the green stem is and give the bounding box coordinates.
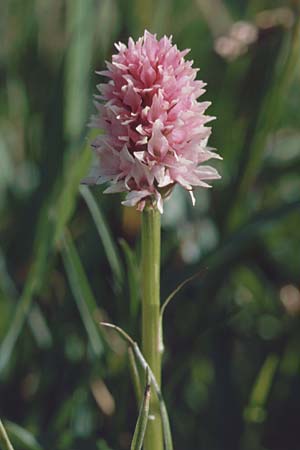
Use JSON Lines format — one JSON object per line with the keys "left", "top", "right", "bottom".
{"left": 141, "top": 207, "right": 163, "bottom": 450}
{"left": 0, "top": 420, "right": 14, "bottom": 450}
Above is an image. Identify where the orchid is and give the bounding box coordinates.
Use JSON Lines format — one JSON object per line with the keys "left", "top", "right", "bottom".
{"left": 85, "top": 30, "right": 221, "bottom": 212}
{"left": 84, "top": 31, "right": 223, "bottom": 450}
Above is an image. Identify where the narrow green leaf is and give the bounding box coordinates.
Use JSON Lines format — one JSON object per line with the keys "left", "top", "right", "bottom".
{"left": 100, "top": 322, "right": 135, "bottom": 346}
{"left": 130, "top": 368, "right": 151, "bottom": 450}
{"left": 61, "top": 231, "right": 104, "bottom": 357}
{"left": 4, "top": 421, "right": 43, "bottom": 450}
{"left": 250, "top": 354, "right": 279, "bottom": 405}
{"left": 80, "top": 186, "right": 123, "bottom": 291}
{"left": 0, "top": 135, "right": 14, "bottom": 188}
{"left": 0, "top": 140, "right": 92, "bottom": 375}
{"left": 0, "top": 216, "right": 54, "bottom": 375}
{"left": 161, "top": 271, "right": 205, "bottom": 319}
{"left": 128, "top": 347, "right": 142, "bottom": 404}
{"left": 100, "top": 322, "right": 174, "bottom": 450}
{"left": 244, "top": 353, "right": 279, "bottom": 424}
{"left": 158, "top": 397, "right": 173, "bottom": 450}
{"left": 0, "top": 248, "right": 52, "bottom": 349}
{"left": 159, "top": 271, "right": 205, "bottom": 353}
{"left": 27, "top": 305, "right": 52, "bottom": 349}
{"left": 64, "top": 0, "right": 95, "bottom": 142}
{"left": 0, "top": 249, "right": 18, "bottom": 299}
{"left": 0, "top": 420, "right": 14, "bottom": 450}
{"left": 119, "top": 239, "right": 139, "bottom": 319}
{"left": 133, "top": 344, "right": 174, "bottom": 450}
{"left": 54, "top": 144, "right": 92, "bottom": 245}
{"left": 227, "top": 16, "right": 300, "bottom": 230}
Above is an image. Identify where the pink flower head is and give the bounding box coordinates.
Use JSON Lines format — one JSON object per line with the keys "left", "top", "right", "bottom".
{"left": 84, "top": 30, "right": 221, "bottom": 213}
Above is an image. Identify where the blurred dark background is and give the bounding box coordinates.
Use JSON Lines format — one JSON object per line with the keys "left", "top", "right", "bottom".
{"left": 0, "top": 1, "right": 300, "bottom": 449}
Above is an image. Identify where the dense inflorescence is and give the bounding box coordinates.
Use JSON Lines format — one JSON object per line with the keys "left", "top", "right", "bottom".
{"left": 85, "top": 30, "right": 221, "bottom": 212}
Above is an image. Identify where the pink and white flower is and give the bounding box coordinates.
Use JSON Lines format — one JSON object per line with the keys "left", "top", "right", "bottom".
{"left": 84, "top": 30, "right": 221, "bottom": 213}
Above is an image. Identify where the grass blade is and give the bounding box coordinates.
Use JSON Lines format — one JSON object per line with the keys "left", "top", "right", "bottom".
{"left": 133, "top": 344, "right": 173, "bottom": 450}
{"left": 4, "top": 421, "right": 43, "bottom": 450}
{"left": 54, "top": 144, "right": 92, "bottom": 245}
{"left": 64, "top": 0, "right": 95, "bottom": 142}
{"left": 119, "top": 239, "right": 139, "bottom": 319}
{"left": 100, "top": 322, "right": 173, "bottom": 450}
{"left": 0, "top": 248, "right": 52, "bottom": 350}
{"left": 130, "top": 368, "right": 151, "bottom": 450}
{"left": 159, "top": 271, "right": 205, "bottom": 353}
{"left": 161, "top": 271, "right": 205, "bottom": 319}
{"left": 128, "top": 347, "right": 142, "bottom": 404}
{"left": 80, "top": 186, "right": 123, "bottom": 291}
{"left": 0, "top": 420, "right": 14, "bottom": 450}
{"left": 0, "top": 216, "right": 54, "bottom": 375}
{"left": 244, "top": 353, "right": 279, "bottom": 424}
{"left": 227, "top": 16, "right": 300, "bottom": 230}
{"left": 61, "top": 230, "right": 104, "bottom": 357}
{"left": 0, "top": 141, "right": 92, "bottom": 375}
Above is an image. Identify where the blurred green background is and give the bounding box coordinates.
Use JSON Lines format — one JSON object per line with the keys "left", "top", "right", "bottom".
{"left": 0, "top": 0, "right": 300, "bottom": 449}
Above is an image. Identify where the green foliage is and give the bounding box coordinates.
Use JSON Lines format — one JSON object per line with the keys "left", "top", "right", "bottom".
{"left": 130, "top": 368, "right": 151, "bottom": 450}
{"left": 0, "top": 1, "right": 300, "bottom": 450}
{"left": 4, "top": 421, "right": 43, "bottom": 450}
{"left": 0, "top": 420, "right": 15, "bottom": 450}
{"left": 80, "top": 186, "right": 124, "bottom": 293}
{"left": 61, "top": 230, "right": 104, "bottom": 358}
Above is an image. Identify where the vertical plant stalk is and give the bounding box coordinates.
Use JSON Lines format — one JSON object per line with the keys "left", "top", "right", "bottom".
{"left": 0, "top": 420, "right": 14, "bottom": 450}
{"left": 141, "top": 207, "right": 163, "bottom": 450}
